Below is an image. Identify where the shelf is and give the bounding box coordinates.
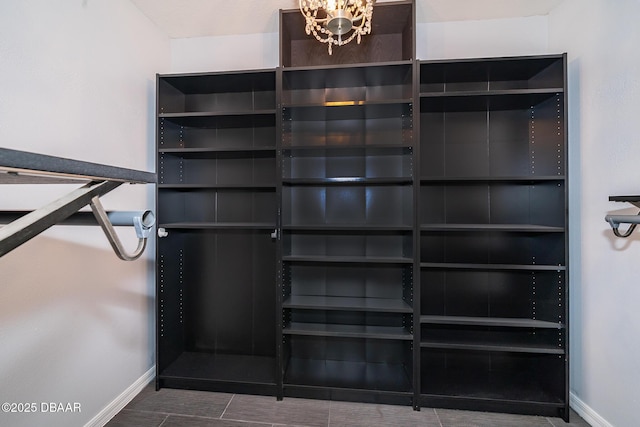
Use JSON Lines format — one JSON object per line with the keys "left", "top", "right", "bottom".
{"left": 609, "top": 195, "right": 640, "bottom": 202}
{"left": 420, "top": 176, "right": 565, "bottom": 183}
{"left": 158, "top": 111, "right": 276, "bottom": 128}
{"left": 420, "top": 316, "right": 563, "bottom": 329}
{"left": 158, "top": 184, "right": 276, "bottom": 190}
{"left": 284, "top": 255, "right": 413, "bottom": 265}
{"left": 283, "top": 177, "right": 412, "bottom": 186}
{"left": 284, "top": 358, "right": 412, "bottom": 393}
{"left": 160, "top": 109, "right": 276, "bottom": 118}
{"left": 283, "top": 99, "right": 412, "bottom": 109}
{"left": 283, "top": 323, "right": 412, "bottom": 340}
{"left": 159, "top": 147, "right": 276, "bottom": 157}
{"left": 159, "top": 352, "right": 276, "bottom": 386}
{"left": 157, "top": 70, "right": 276, "bottom": 118}
{"left": 159, "top": 189, "right": 275, "bottom": 224}
{"left": 1, "top": 148, "right": 155, "bottom": 259}
{"left": 281, "top": 60, "right": 415, "bottom": 75}
{"left": 419, "top": 55, "right": 565, "bottom": 93}
{"left": 282, "top": 143, "right": 413, "bottom": 154}
{"left": 420, "top": 224, "right": 565, "bottom": 232}
{"left": 159, "top": 222, "right": 276, "bottom": 230}
{"left": 0, "top": 147, "right": 155, "bottom": 184}
{"left": 283, "top": 224, "right": 412, "bottom": 232}
{"left": 283, "top": 143, "right": 412, "bottom": 151}
{"left": 420, "top": 89, "right": 562, "bottom": 112}
{"left": 420, "top": 317, "right": 565, "bottom": 355}
{"left": 420, "top": 88, "right": 562, "bottom": 98}
{"left": 283, "top": 102, "right": 412, "bottom": 121}
{"left": 420, "top": 347, "right": 566, "bottom": 407}
{"left": 420, "top": 262, "right": 566, "bottom": 271}
{"left": 158, "top": 69, "right": 276, "bottom": 94}
{"left": 283, "top": 296, "right": 412, "bottom": 313}
{"left": 420, "top": 359, "right": 565, "bottom": 405}
{"left": 420, "top": 338, "right": 564, "bottom": 355}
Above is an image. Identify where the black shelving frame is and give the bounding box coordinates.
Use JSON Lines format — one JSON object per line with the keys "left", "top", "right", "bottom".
{"left": 278, "top": 59, "right": 416, "bottom": 406}
{"left": 155, "top": 69, "right": 279, "bottom": 396}
{"left": 154, "top": 7, "right": 568, "bottom": 419}
{"left": 417, "top": 54, "right": 568, "bottom": 420}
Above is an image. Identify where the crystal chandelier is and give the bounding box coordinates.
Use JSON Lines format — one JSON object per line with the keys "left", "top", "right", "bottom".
{"left": 299, "top": 0, "right": 375, "bottom": 55}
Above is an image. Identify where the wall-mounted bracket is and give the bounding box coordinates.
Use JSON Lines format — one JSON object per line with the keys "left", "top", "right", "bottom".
{"left": 89, "top": 197, "right": 155, "bottom": 261}
{"left": 1, "top": 148, "right": 156, "bottom": 260}
{"left": 606, "top": 196, "right": 640, "bottom": 238}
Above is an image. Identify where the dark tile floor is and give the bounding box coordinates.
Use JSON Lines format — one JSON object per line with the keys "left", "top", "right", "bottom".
{"left": 106, "top": 385, "right": 591, "bottom": 427}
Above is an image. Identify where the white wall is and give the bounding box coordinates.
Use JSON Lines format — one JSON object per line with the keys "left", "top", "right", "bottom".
{"left": 171, "top": 32, "right": 279, "bottom": 73}
{"left": 416, "top": 16, "right": 549, "bottom": 60}
{"left": 0, "top": 1, "right": 169, "bottom": 426}
{"left": 169, "top": 16, "right": 551, "bottom": 73}
{"left": 549, "top": 1, "right": 640, "bottom": 426}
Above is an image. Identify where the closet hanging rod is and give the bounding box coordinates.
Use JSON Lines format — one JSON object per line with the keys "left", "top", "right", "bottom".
{"left": 605, "top": 195, "right": 640, "bottom": 238}
{"left": 0, "top": 148, "right": 156, "bottom": 260}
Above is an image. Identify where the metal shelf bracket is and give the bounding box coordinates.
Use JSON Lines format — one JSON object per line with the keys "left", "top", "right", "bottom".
{"left": 0, "top": 147, "right": 156, "bottom": 260}
{"left": 0, "top": 180, "right": 156, "bottom": 260}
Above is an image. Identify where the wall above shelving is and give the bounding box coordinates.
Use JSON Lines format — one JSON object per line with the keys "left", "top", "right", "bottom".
{"left": 130, "top": 0, "right": 565, "bottom": 39}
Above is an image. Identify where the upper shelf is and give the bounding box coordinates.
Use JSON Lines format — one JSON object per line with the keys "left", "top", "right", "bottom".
{"left": 157, "top": 70, "right": 276, "bottom": 116}
{"left": 419, "top": 55, "right": 566, "bottom": 93}
{"left": 279, "top": 2, "right": 414, "bottom": 67}
{"left": 609, "top": 195, "right": 640, "bottom": 204}
{"left": 0, "top": 148, "right": 156, "bottom": 185}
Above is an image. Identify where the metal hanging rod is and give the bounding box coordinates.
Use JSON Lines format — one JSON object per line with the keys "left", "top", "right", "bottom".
{"left": 605, "top": 196, "right": 640, "bottom": 238}
{"left": 0, "top": 148, "right": 156, "bottom": 260}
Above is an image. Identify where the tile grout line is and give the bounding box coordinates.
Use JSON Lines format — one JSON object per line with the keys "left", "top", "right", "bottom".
{"left": 218, "top": 415, "right": 282, "bottom": 426}
{"left": 220, "top": 393, "right": 235, "bottom": 420}
{"left": 157, "top": 414, "right": 170, "bottom": 427}
{"left": 327, "top": 399, "right": 331, "bottom": 427}
{"left": 433, "top": 408, "right": 444, "bottom": 427}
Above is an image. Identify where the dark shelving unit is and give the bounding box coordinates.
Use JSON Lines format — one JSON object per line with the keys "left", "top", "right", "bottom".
{"left": 154, "top": 4, "right": 568, "bottom": 419}
{"left": 279, "top": 57, "right": 415, "bottom": 405}
{"left": 417, "top": 54, "right": 568, "bottom": 419}
{"left": 156, "top": 70, "right": 278, "bottom": 395}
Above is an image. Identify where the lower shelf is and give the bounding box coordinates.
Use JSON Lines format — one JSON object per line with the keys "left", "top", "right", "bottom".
{"left": 420, "top": 349, "right": 565, "bottom": 406}
{"left": 421, "top": 370, "right": 564, "bottom": 405}
{"left": 159, "top": 352, "right": 277, "bottom": 390}
{"left": 284, "top": 323, "right": 413, "bottom": 340}
{"left": 284, "top": 358, "right": 412, "bottom": 393}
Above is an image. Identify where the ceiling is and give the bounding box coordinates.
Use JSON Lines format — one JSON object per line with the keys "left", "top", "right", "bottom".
{"left": 130, "top": 0, "right": 565, "bottom": 39}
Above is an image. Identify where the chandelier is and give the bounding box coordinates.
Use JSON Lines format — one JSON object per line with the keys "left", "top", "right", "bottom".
{"left": 299, "top": 0, "right": 375, "bottom": 55}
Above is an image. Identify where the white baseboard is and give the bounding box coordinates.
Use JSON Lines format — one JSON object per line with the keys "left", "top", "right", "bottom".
{"left": 570, "top": 392, "right": 614, "bottom": 427}
{"left": 86, "top": 371, "right": 609, "bottom": 427}
{"left": 84, "top": 365, "right": 155, "bottom": 427}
